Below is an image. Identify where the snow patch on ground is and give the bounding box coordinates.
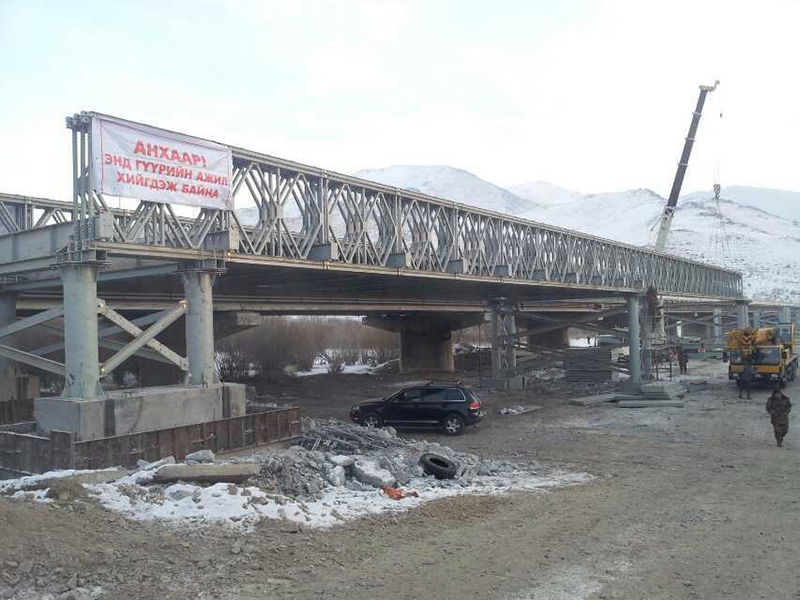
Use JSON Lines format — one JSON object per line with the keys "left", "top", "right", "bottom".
{"left": 0, "top": 468, "right": 118, "bottom": 493}
{"left": 86, "top": 469, "right": 590, "bottom": 530}
{"left": 294, "top": 363, "right": 376, "bottom": 377}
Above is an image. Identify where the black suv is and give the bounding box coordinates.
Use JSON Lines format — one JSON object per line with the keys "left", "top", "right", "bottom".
{"left": 349, "top": 381, "right": 484, "bottom": 436}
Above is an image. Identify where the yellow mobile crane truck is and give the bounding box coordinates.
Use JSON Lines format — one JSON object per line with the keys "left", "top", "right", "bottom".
{"left": 727, "top": 325, "right": 797, "bottom": 388}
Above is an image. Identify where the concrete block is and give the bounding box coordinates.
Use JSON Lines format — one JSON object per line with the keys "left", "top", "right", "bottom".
{"left": 35, "top": 383, "right": 246, "bottom": 441}
{"left": 153, "top": 463, "right": 261, "bottom": 484}
{"left": 494, "top": 265, "right": 512, "bottom": 277}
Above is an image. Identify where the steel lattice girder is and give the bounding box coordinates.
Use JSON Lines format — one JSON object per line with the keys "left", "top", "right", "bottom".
{"left": 6, "top": 121, "right": 745, "bottom": 299}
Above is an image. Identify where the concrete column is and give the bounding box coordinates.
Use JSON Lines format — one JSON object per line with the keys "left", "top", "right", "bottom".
{"left": 779, "top": 306, "right": 791, "bottom": 324}
{"left": 490, "top": 306, "right": 502, "bottom": 379}
{"left": 640, "top": 299, "right": 653, "bottom": 378}
{"left": 0, "top": 294, "right": 15, "bottom": 377}
{"left": 59, "top": 264, "right": 102, "bottom": 398}
{"left": 628, "top": 295, "right": 641, "bottom": 385}
{"left": 712, "top": 308, "right": 722, "bottom": 344}
{"left": 399, "top": 326, "right": 454, "bottom": 373}
{"left": 503, "top": 312, "right": 517, "bottom": 373}
{"left": 182, "top": 271, "right": 217, "bottom": 386}
{"left": 736, "top": 301, "right": 750, "bottom": 329}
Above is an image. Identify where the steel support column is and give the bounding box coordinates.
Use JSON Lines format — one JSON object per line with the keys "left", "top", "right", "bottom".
{"left": 182, "top": 269, "right": 217, "bottom": 386}
{"left": 503, "top": 312, "right": 517, "bottom": 374}
{"left": 736, "top": 301, "right": 749, "bottom": 329}
{"left": 628, "top": 295, "right": 641, "bottom": 385}
{"left": 641, "top": 300, "right": 653, "bottom": 379}
{"left": 712, "top": 308, "right": 722, "bottom": 345}
{"left": 59, "top": 263, "right": 102, "bottom": 398}
{"left": 0, "top": 294, "right": 15, "bottom": 376}
{"left": 490, "top": 305, "right": 502, "bottom": 379}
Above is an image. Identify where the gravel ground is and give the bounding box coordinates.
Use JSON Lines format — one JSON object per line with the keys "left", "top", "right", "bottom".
{"left": 1, "top": 358, "right": 798, "bottom": 599}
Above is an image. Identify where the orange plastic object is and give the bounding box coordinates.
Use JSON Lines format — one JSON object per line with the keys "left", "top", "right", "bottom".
{"left": 381, "top": 485, "right": 420, "bottom": 500}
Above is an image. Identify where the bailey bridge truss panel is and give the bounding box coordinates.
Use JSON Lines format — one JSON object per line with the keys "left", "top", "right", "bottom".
{"left": 1, "top": 113, "right": 742, "bottom": 300}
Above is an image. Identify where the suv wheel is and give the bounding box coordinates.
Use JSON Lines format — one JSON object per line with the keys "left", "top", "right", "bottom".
{"left": 361, "top": 413, "right": 382, "bottom": 428}
{"left": 442, "top": 413, "right": 465, "bottom": 436}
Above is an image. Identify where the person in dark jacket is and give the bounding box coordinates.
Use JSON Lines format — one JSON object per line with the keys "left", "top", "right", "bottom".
{"left": 766, "top": 387, "right": 791, "bottom": 447}
{"left": 738, "top": 361, "right": 755, "bottom": 399}
{"left": 677, "top": 347, "right": 688, "bottom": 375}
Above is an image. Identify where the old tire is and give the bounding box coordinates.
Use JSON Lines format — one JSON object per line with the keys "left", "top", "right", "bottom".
{"left": 419, "top": 453, "right": 458, "bottom": 480}
{"left": 361, "top": 413, "right": 382, "bottom": 429}
{"left": 442, "top": 413, "right": 465, "bottom": 436}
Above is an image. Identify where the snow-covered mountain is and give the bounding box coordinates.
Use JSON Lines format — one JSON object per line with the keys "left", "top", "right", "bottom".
{"left": 514, "top": 189, "right": 799, "bottom": 303}
{"left": 507, "top": 181, "right": 583, "bottom": 205}
{"left": 355, "top": 165, "right": 540, "bottom": 215}
{"left": 681, "top": 186, "right": 800, "bottom": 223}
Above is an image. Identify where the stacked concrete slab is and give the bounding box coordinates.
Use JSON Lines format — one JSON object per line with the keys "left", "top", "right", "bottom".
{"left": 617, "top": 381, "right": 686, "bottom": 407}
{"left": 564, "top": 348, "right": 612, "bottom": 382}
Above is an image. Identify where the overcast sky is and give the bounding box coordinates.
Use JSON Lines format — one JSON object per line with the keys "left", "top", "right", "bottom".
{"left": 1, "top": 0, "right": 798, "bottom": 202}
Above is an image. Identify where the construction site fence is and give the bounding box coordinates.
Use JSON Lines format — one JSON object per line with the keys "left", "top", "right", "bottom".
{"left": 0, "top": 406, "right": 301, "bottom": 478}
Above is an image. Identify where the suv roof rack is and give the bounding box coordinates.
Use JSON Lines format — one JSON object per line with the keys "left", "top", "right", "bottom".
{"left": 425, "top": 380, "right": 464, "bottom": 387}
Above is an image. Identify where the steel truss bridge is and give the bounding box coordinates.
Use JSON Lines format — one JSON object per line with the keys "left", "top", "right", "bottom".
{"left": 0, "top": 111, "right": 748, "bottom": 397}
{"left": 0, "top": 112, "right": 743, "bottom": 299}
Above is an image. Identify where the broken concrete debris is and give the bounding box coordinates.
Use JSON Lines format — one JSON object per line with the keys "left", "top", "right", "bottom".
{"left": 185, "top": 449, "right": 216, "bottom": 464}
{"left": 153, "top": 464, "right": 262, "bottom": 484}
{"left": 2, "top": 418, "right": 580, "bottom": 530}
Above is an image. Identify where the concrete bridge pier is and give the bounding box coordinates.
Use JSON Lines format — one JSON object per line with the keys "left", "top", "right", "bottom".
{"left": 0, "top": 293, "right": 15, "bottom": 378}
{"left": 628, "top": 295, "right": 642, "bottom": 386}
{"left": 736, "top": 301, "right": 750, "bottom": 329}
{"left": 59, "top": 261, "right": 104, "bottom": 398}
{"left": 364, "top": 314, "right": 481, "bottom": 374}
{"left": 181, "top": 267, "right": 220, "bottom": 386}
{"left": 712, "top": 308, "right": 723, "bottom": 345}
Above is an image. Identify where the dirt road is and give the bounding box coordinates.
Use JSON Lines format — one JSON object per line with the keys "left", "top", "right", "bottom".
{"left": 1, "top": 360, "right": 798, "bottom": 599}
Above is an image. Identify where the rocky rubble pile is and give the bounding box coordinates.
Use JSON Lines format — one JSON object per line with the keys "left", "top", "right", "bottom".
{"left": 243, "top": 418, "right": 526, "bottom": 499}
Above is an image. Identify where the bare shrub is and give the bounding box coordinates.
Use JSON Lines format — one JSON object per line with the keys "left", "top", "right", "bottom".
{"left": 217, "top": 316, "right": 399, "bottom": 376}
{"left": 216, "top": 345, "right": 253, "bottom": 382}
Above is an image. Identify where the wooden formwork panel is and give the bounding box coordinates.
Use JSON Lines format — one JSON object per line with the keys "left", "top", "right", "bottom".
{"left": 71, "top": 407, "right": 301, "bottom": 472}
{"left": 1, "top": 407, "right": 301, "bottom": 475}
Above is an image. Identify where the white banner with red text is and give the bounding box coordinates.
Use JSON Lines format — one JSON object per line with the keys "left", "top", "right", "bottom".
{"left": 90, "top": 115, "right": 234, "bottom": 211}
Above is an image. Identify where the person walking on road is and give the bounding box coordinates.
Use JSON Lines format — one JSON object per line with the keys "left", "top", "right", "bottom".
{"left": 738, "top": 361, "right": 755, "bottom": 399}
{"left": 677, "top": 347, "right": 688, "bottom": 375}
{"left": 766, "top": 387, "right": 791, "bottom": 447}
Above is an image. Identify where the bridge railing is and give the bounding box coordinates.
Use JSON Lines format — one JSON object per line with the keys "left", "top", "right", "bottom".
{"left": 2, "top": 115, "right": 744, "bottom": 299}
